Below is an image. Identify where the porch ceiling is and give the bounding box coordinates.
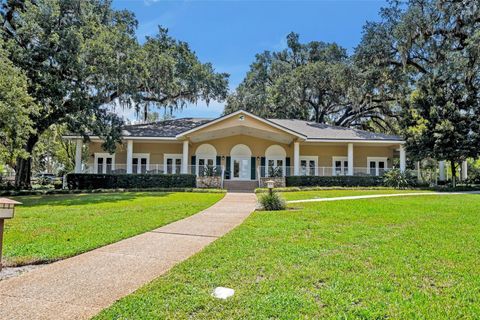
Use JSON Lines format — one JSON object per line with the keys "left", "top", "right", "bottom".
{"left": 186, "top": 125, "right": 295, "bottom": 144}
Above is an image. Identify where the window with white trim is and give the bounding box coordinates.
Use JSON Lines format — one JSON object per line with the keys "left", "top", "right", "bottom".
{"left": 95, "top": 153, "right": 115, "bottom": 174}
{"left": 196, "top": 144, "right": 217, "bottom": 176}
{"left": 332, "top": 156, "right": 348, "bottom": 176}
{"left": 164, "top": 154, "right": 182, "bottom": 174}
{"left": 265, "top": 145, "right": 286, "bottom": 177}
{"left": 300, "top": 156, "right": 318, "bottom": 176}
{"left": 367, "top": 157, "right": 388, "bottom": 176}
{"left": 132, "top": 153, "right": 150, "bottom": 174}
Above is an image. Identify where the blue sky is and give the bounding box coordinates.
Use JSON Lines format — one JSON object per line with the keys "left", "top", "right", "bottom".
{"left": 112, "top": 0, "right": 387, "bottom": 120}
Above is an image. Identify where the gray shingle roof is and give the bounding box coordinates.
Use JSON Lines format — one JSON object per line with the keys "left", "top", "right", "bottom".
{"left": 67, "top": 112, "right": 402, "bottom": 141}
{"left": 268, "top": 119, "right": 402, "bottom": 141}
{"left": 121, "top": 118, "right": 212, "bottom": 137}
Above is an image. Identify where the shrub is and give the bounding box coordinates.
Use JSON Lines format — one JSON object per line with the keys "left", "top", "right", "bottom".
{"left": 259, "top": 192, "right": 286, "bottom": 211}
{"left": 66, "top": 173, "right": 196, "bottom": 190}
{"left": 287, "top": 175, "right": 383, "bottom": 187}
{"left": 268, "top": 166, "right": 283, "bottom": 178}
{"left": 383, "top": 169, "right": 416, "bottom": 189}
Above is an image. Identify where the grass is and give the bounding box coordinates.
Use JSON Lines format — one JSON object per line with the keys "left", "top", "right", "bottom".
{"left": 95, "top": 194, "right": 480, "bottom": 319}
{"left": 280, "top": 188, "right": 431, "bottom": 201}
{"left": 3, "top": 192, "right": 223, "bottom": 267}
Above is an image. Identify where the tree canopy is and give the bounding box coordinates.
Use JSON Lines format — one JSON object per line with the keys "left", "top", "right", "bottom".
{"left": 0, "top": 0, "right": 228, "bottom": 188}
{"left": 355, "top": 0, "right": 480, "bottom": 183}
{"left": 0, "top": 38, "right": 36, "bottom": 169}
{"left": 225, "top": 32, "right": 400, "bottom": 132}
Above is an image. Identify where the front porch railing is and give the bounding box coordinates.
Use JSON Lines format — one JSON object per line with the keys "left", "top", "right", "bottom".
{"left": 256, "top": 166, "right": 395, "bottom": 178}
{"left": 78, "top": 163, "right": 420, "bottom": 184}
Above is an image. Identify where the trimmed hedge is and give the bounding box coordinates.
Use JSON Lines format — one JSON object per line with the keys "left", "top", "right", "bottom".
{"left": 0, "top": 188, "right": 225, "bottom": 197}
{"left": 66, "top": 173, "right": 196, "bottom": 190}
{"left": 286, "top": 175, "right": 383, "bottom": 187}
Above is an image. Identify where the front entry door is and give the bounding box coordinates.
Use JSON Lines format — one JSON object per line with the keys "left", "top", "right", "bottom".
{"left": 231, "top": 157, "right": 251, "bottom": 180}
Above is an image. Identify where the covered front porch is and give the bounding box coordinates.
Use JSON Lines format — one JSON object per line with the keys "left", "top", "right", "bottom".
{"left": 73, "top": 138, "right": 408, "bottom": 183}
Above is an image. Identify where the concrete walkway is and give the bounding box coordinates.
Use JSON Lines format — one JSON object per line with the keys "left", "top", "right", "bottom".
{"left": 0, "top": 192, "right": 257, "bottom": 320}
{"left": 287, "top": 191, "right": 480, "bottom": 203}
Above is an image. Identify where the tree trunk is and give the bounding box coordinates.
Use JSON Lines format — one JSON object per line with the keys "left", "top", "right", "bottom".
{"left": 450, "top": 161, "right": 456, "bottom": 188}
{"left": 14, "top": 135, "right": 39, "bottom": 189}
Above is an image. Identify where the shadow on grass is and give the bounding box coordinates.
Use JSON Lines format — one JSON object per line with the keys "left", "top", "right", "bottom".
{"left": 12, "top": 192, "right": 173, "bottom": 207}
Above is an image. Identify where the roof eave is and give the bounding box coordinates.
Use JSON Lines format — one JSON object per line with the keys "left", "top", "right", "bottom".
{"left": 62, "top": 135, "right": 178, "bottom": 141}
{"left": 305, "top": 138, "right": 405, "bottom": 144}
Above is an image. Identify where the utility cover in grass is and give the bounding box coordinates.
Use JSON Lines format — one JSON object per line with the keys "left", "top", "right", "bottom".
{"left": 212, "top": 287, "right": 234, "bottom": 299}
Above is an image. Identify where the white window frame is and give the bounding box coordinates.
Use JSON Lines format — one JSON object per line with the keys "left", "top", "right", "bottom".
{"left": 195, "top": 144, "right": 217, "bottom": 177}
{"left": 164, "top": 154, "right": 183, "bottom": 174}
{"left": 132, "top": 153, "right": 150, "bottom": 173}
{"left": 196, "top": 156, "right": 216, "bottom": 176}
{"left": 94, "top": 153, "right": 115, "bottom": 174}
{"left": 265, "top": 145, "right": 286, "bottom": 177}
{"left": 332, "top": 156, "right": 348, "bottom": 176}
{"left": 300, "top": 156, "right": 318, "bottom": 176}
{"left": 367, "top": 157, "right": 388, "bottom": 176}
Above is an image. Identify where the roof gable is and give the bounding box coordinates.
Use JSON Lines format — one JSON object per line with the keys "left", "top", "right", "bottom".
{"left": 175, "top": 110, "right": 307, "bottom": 140}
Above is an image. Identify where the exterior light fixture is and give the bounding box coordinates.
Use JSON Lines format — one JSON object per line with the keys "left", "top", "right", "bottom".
{"left": 266, "top": 180, "right": 275, "bottom": 195}
{"left": 0, "top": 198, "right": 21, "bottom": 271}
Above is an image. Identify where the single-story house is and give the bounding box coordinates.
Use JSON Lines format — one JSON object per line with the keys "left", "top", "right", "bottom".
{"left": 64, "top": 110, "right": 421, "bottom": 189}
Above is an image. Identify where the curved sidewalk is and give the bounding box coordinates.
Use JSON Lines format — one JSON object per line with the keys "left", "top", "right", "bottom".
{"left": 287, "top": 191, "right": 480, "bottom": 203}
{"left": 0, "top": 192, "right": 257, "bottom": 320}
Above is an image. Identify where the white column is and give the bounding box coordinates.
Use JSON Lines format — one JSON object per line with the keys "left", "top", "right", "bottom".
{"left": 439, "top": 161, "right": 446, "bottom": 181}
{"left": 126, "top": 140, "right": 133, "bottom": 174}
{"left": 461, "top": 160, "right": 468, "bottom": 181}
{"left": 74, "top": 139, "right": 82, "bottom": 173}
{"left": 347, "top": 143, "right": 354, "bottom": 176}
{"left": 399, "top": 145, "right": 406, "bottom": 172}
{"left": 293, "top": 141, "right": 300, "bottom": 176}
{"left": 182, "top": 140, "right": 189, "bottom": 174}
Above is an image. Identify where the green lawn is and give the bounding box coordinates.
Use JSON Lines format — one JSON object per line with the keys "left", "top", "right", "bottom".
{"left": 280, "top": 188, "right": 431, "bottom": 201}
{"left": 96, "top": 194, "right": 480, "bottom": 319}
{"left": 3, "top": 192, "right": 223, "bottom": 267}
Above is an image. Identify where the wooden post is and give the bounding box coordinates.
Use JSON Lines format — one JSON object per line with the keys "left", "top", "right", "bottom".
{"left": 0, "top": 219, "right": 4, "bottom": 271}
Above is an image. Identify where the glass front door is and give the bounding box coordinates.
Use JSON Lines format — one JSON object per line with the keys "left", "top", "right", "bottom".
{"left": 232, "top": 157, "right": 251, "bottom": 180}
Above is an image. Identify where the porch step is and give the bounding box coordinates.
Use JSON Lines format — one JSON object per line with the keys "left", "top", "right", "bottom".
{"left": 224, "top": 180, "right": 258, "bottom": 192}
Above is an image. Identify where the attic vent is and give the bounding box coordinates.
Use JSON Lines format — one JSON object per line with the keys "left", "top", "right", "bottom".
{"left": 239, "top": 115, "right": 245, "bottom": 121}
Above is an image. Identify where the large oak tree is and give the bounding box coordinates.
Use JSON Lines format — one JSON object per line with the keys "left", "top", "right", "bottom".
{"left": 356, "top": 0, "right": 480, "bottom": 185}
{"left": 0, "top": 0, "right": 228, "bottom": 188}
